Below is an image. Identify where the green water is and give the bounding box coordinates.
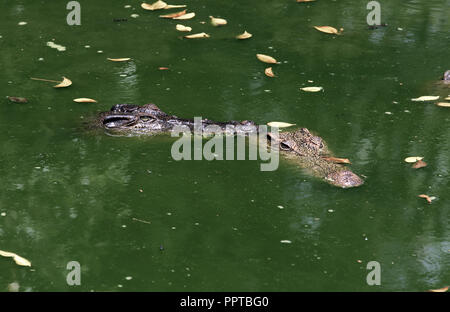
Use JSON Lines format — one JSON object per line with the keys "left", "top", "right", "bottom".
{"left": 0, "top": 0, "right": 449, "bottom": 291}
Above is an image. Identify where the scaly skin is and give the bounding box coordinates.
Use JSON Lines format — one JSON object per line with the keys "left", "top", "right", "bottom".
{"left": 96, "top": 104, "right": 364, "bottom": 188}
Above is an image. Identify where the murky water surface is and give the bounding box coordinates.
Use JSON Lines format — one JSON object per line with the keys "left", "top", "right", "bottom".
{"left": 0, "top": 0, "right": 449, "bottom": 291}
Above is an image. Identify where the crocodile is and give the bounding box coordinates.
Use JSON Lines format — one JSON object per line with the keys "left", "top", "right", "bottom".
{"left": 97, "top": 103, "right": 364, "bottom": 188}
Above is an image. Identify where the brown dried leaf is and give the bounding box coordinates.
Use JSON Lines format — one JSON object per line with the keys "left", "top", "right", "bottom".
{"left": 7, "top": 96, "right": 28, "bottom": 103}
{"left": 73, "top": 98, "right": 97, "bottom": 103}
{"left": 159, "top": 9, "right": 186, "bottom": 18}
{"left": 54, "top": 77, "right": 72, "bottom": 88}
{"left": 141, "top": 1, "right": 167, "bottom": 11}
{"left": 314, "top": 26, "right": 343, "bottom": 35}
{"left": 173, "top": 12, "right": 195, "bottom": 20}
{"left": 236, "top": 31, "right": 252, "bottom": 40}
{"left": 412, "top": 159, "right": 427, "bottom": 169}
{"left": 107, "top": 58, "right": 131, "bottom": 62}
{"left": 429, "top": 286, "right": 449, "bottom": 292}
{"left": 256, "top": 54, "right": 277, "bottom": 64}
{"left": 265, "top": 67, "right": 275, "bottom": 77}
{"left": 184, "top": 32, "right": 209, "bottom": 39}
{"left": 297, "top": 0, "right": 316, "bottom": 2}
{"left": 418, "top": 194, "right": 432, "bottom": 204}
{"left": 158, "top": 67, "right": 169, "bottom": 70}
{"left": 323, "top": 157, "right": 351, "bottom": 164}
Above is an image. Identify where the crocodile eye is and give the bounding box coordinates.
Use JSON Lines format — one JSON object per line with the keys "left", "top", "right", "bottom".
{"left": 140, "top": 116, "right": 152, "bottom": 122}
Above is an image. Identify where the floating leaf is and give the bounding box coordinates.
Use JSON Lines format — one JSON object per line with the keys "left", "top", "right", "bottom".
{"left": 236, "top": 31, "right": 252, "bottom": 40}
{"left": 265, "top": 67, "right": 275, "bottom": 78}
{"left": 429, "top": 286, "right": 449, "bottom": 292}
{"left": 445, "top": 96, "right": 450, "bottom": 101}
{"left": 209, "top": 16, "right": 227, "bottom": 26}
{"left": 159, "top": 9, "right": 186, "bottom": 18}
{"left": 280, "top": 240, "right": 292, "bottom": 244}
{"left": 0, "top": 250, "right": 31, "bottom": 267}
{"left": 418, "top": 194, "right": 433, "bottom": 204}
{"left": 176, "top": 24, "right": 192, "bottom": 32}
{"left": 158, "top": 67, "right": 169, "bottom": 70}
{"left": 164, "top": 4, "right": 187, "bottom": 9}
{"left": 412, "top": 159, "right": 427, "bottom": 169}
{"left": 436, "top": 102, "right": 450, "bottom": 107}
{"left": 173, "top": 12, "right": 195, "bottom": 20}
{"left": 314, "top": 26, "right": 343, "bottom": 35}
{"left": 404, "top": 156, "right": 423, "bottom": 163}
{"left": 256, "top": 54, "right": 277, "bottom": 64}
{"left": 323, "top": 157, "right": 351, "bottom": 164}
{"left": 411, "top": 96, "right": 439, "bottom": 102}
{"left": 267, "top": 122, "right": 296, "bottom": 128}
{"left": 107, "top": 58, "right": 131, "bottom": 62}
{"left": 300, "top": 86, "right": 323, "bottom": 92}
{"left": 184, "top": 32, "right": 209, "bottom": 39}
{"left": 54, "top": 77, "right": 72, "bottom": 88}
{"left": 30, "top": 76, "right": 71, "bottom": 88}
{"left": 141, "top": 1, "right": 167, "bottom": 10}
{"left": 73, "top": 98, "right": 97, "bottom": 103}
{"left": 297, "top": 0, "right": 316, "bottom": 2}
{"left": 7, "top": 96, "right": 28, "bottom": 103}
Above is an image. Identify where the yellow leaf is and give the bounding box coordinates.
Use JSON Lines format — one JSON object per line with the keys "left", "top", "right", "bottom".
{"left": 209, "top": 16, "right": 227, "bottom": 26}
{"left": 300, "top": 86, "right": 323, "bottom": 92}
{"left": 256, "top": 54, "right": 277, "bottom": 64}
{"left": 141, "top": 1, "right": 167, "bottom": 10}
{"left": 411, "top": 96, "right": 439, "bottom": 102}
{"left": 0, "top": 250, "right": 31, "bottom": 267}
{"left": 164, "top": 4, "right": 186, "bottom": 9}
{"left": 73, "top": 98, "right": 97, "bottom": 103}
{"left": 184, "top": 32, "right": 209, "bottom": 39}
{"left": 404, "top": 156, "right": 423, "bottom": 163}
{"left": 176, "top": 24, "right": 192, "bottom": 32}
{"left": 314, "top": 26, "right": 343, "bottom": 34}
{"left": 436, "top": 102, "right": 450, "bottom": 107}
{"left": 54, "top": 77, "right": 72, "bottom": 88}
{"left": 429, "top": 286, "right": 449, "bottom": 292}
{"left": 236, "top": 31, "right": 252, "bottom": 40}
{"left": 173, "top": 12, "right": 195, "bottom": 20}
{"left": 265, "top": 67, "right": 275, "bottom": 78}
{"left": 107, "top": 58, "right": 131, "bottom": 62}
{"left": 267, "top": 122, "right": 296, "bottom": 128}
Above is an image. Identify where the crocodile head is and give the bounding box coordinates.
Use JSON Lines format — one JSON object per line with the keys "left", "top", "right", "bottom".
{"left": 276, "top": 128, "right": 329, "bottom": 156}
{"left": 273, "top": 128, "right": 364, "bottom": 188}
{"left": 100, "top": 103, "right": 175, "bottom": 135}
